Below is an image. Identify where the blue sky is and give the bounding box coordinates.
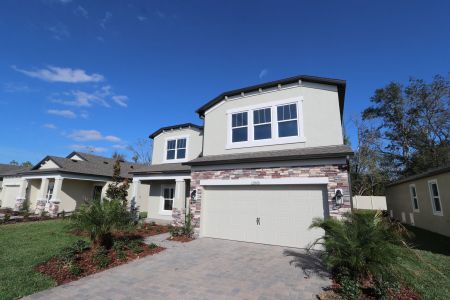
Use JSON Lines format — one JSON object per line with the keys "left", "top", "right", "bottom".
{"left": 0, "top": 0, "right": 449, "bottom": 164}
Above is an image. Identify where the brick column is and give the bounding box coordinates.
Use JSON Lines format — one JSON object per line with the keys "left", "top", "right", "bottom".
{"left": 35, "top": 178, "right": 49, "bottom": 215}
{"left": 172, "top": 179, "right": 186, "bottom": 227}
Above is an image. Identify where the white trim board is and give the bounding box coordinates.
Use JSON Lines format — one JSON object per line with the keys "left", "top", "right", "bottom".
{"left": 132, "top": 175, "right": 191, "bottom": 182}
{"left": 200, "top": 177, "right": 329, "bottom": 186}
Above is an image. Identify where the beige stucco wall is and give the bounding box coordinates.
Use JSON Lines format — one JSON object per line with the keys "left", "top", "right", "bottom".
{"left": 151, "top": 128, "right": 203, "bottom": 165}
{"left": 203, "top": 82, "right": 343, "bottom": 156}
{"left": 38, "top": 160, "right": 60, "bottom": 169}
{"left": 28, "top": 179, "right": 41, "bottom": 211}
{"left": 0, "top": 177, "right": 22, "bottom": 208}
{"left": 386, "top": 172, "right": 450, "bottom": 237}
{"left": 59, "top": 179, "right": 99, "bottom": 212}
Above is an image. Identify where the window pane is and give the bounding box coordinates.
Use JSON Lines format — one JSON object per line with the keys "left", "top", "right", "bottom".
{"left": 177, "top": 138, "right": 186, "bottom": 149}
{"left": 411, "top": 187, "right": 416, "bottom": 197}
{"left": 290, "top": 104, "right": 297, "bottom": 118}
{"left": 167, "top": 140, "right": 176, "bottom": 149}
{"left": 431, "top": 183, "right": 439, "bottom": 197}
{"left": 232, "top": 114, "right": 237, "bottom": 127}
{"left": 254, "top": 108, "right": 271, "bottom": 125}
{"left": 413, "top": 198, "right": 418, "bottom": 209}
{"left": 254, "top": 124, "right": 271, "bottom": 140}
{"left": 242, "top": 112, "right": 247, "bottom": 125}
{"left": 177, "top": 149, "right": 186, "bottom": 159}
{"left": 166, "top": 149, "right": 175, "bottom": 160}
{"left": 434, "top": 197, "right": 441, "bottom": 212}
{"left": 277, "top": 104, "right": 297, "bottom": 121}
{"left": 164, "top": 199, "right": 173, "bottom": 210}
{"left": 232, "top": 112, "right": 248, "bottom": 128}
{"left": 278, "top": 120, "right": 298, "bottom": 137}
{"left": 164, "top": 188, "right": 170, "bottom": 199}
{"left": 232, "top": 127, "right": 248, "bottom": 142}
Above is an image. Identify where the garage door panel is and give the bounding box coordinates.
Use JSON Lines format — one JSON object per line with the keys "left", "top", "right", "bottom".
{"left": 202, "top": 185, "right": 327, "bottom": 248}
{"left": 1, "top": 185, "right": 19, "bottom": 208}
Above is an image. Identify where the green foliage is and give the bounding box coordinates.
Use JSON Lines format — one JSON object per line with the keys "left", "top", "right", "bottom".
{"left": 105, "top": 159, "right": 129, "bottom": 204}
{"left": 70, "top": 198, "right": 133, "bottom": 248}
{"left": 93, "top": 246, "right": 110, "bottom": 269}
{"left": 148, "top": 243, "right": 158, "bottom": 250}
{"left": 138, "top": 211, "right": 148, "bottom": 219}
{"left": 127, "top": 239, "right": 142, "bottom": 254}
{"left": 337, "top": 275, "right": 361, "bottom": 300}
{"left": 169, "top": 212, "right": 195, "bottom": 238}
{"left": 309, "top": 211, "right": 409, "bottom": 295}
{"left": 68, "top": 264, "right": 83, "bottom": 276}
{"left": 57, "top": 240, "right": 90, "bottom": 265}
{"left": 3, "top": 214, "right": 10, "bottom": 222}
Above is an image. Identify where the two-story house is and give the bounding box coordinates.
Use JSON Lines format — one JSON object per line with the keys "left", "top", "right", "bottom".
{"left": 132, "top": 75, "right": 353, "bottom": 248}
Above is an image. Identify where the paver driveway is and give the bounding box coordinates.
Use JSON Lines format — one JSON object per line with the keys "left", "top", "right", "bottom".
{"left": 27, "top": 236, "right": 330, "bottom": 300}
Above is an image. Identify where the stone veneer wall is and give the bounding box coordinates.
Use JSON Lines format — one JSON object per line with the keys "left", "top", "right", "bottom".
{"left": 173, "top": 164, "right": 351, "bottom": 234}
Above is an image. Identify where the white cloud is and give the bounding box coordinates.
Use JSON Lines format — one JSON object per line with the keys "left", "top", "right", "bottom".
{"left": 137, "top": 15, "right": 147, "bottom": 22}
{"left": 3, "top": 82, "right": 34, "bottom": 93}
{"left": 12, "top": 65, "right": 104, "bottom": 83}
{"left": 68, "top": 129, "right": 121, "bottom": 142}
{"left": 259, "top": 69, "right": 269, "bottom": 79}
{"left": 74, "top": 5, "right": 88, "bottom": 18}
{"left": 47, "top": 23, "right": 70, "bottom": 40}
{"left": 70, "top": 144, "right": 107, "bottom": 153}
{"left": 100, "top": 12, "right": 112, "bottom": 29}
{"left": 112, "top": 144, "right": 127, "bottom": 149}
{"left": 47, "top": 109, "right": 76, "bottom": 118}
{"left": 43, "top": 123, "right": 57, "bottom": 129}
{"left": 155, "top": 10, "right": 166, "bottom": 19}
{"left": 112, "top": 95, "right": 128, "bottom": 107}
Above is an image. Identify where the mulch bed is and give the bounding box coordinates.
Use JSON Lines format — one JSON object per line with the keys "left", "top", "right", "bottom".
{"left": 133, "top": 223, "right": 170, "bottom": 237}
{"left": 167, "top": 235, "right": 195, "bottom": 243}
{"left": 36, "top": 243, "right": 165, "bottom": 285}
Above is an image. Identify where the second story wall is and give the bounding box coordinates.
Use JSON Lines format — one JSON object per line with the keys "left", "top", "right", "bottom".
{"left": 202, "top": 82, "right": 344, "bottom": 156}
{"left": 151, "top": 128, "right": 203, "bottom": 165}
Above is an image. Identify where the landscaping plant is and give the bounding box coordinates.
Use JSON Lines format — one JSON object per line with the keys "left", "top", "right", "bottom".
{"left": 70, "top": 198, "right": 134, "bottom": 248}
{"left": 309, "top": 210, "right": 409, "bottom": 298}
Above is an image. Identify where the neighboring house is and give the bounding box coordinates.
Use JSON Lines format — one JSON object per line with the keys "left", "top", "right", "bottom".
{"left": 132, "top": 75, "right": 353, "bottom": 248}
{"left": 386, "top": 165, "right": 450, "bottom": 237}
{"left": 0, "top": 164, "right": 27, "bottom": 207}
{"left": 0, "top": 152, "right": 139, "bottom": 215}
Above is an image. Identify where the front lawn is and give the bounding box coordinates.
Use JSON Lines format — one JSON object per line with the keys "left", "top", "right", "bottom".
{"left": 0, "top": 220, "right": 84, "bottom": 300}
{"left": 397, "top": 227, "right": 450, "bottom": 300}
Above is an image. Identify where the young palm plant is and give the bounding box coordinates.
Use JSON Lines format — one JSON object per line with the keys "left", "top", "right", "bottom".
{"left": 309, "top": 211, "right": 410, "bottom": 297}
{"left": 71, "top": 198, "right": 134, "bottom": 248}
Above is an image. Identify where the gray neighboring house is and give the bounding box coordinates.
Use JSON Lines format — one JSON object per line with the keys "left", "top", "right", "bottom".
{"left": 132, "top": 75, "right": 353, "bottom": 248}
{"left": 386, "top": 165, "right": 450, "bottom": 237}
{"left": 0, "top": 152, "right": 140, "bottom": 215}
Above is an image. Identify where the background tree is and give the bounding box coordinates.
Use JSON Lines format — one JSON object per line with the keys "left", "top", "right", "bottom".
{"left": 105, "top": 159, "right": 129, "bottom": 205}
{"left": 111, "top": 151, "right": 126, "bottom": 161}
{"left": 21, "top": 161, "right": 33, "bottom": 168}
{"left": 362, "top": 75, "right": 449, "bottom": 178}
{"left": 9, "top": 160, "right": 18, "bottom": 166}
{"left": 127, "top": 138, "right": 152, "bottom": 165}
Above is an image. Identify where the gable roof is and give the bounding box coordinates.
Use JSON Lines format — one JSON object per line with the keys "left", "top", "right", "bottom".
{"left": 0, "top": 164, "right": 28, "bottom": 177}
{"left": 185, "top": 144, "right": 353, "bottom": 166}
{"left": 387, "top": 165, "right": 450, "bottom": 187}
{"left": 196, "top": 75, "right": 346, "bottom": 118}
{"left": 149, "top": 123, "right": 203, "bottom": 139}
{"left": 20, "top": 152, "right": 145, "bottom": 179}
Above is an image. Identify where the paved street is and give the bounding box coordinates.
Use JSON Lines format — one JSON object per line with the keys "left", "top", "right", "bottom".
{"left": 27, "top": 236, "right": 330, "bottom": 300}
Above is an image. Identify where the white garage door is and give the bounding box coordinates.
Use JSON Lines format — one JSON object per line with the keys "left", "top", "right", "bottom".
{"left": 201, "top": 185, "right": 328, "bottom": 248}
{"left": 1, "top": 185, "right": 20, "bottom": 208}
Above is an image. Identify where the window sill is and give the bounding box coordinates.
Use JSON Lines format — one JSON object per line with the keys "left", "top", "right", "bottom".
{"left": 432, "top": 211, "right": 444, "bottom": 216}
{"left": 162, "top": 158, "right": 188, "bottom": 164}
{"left": 413, "top": 209, "right": 420, "bottom": 213}
{"left": 226, "top": 136, "right": 306, "bottom": 150}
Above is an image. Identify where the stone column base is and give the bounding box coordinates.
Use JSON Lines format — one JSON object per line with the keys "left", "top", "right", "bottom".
{"left": 34, "top": 199, "right": 47, "bottom": 215}
{"left": 49, "top": 201, "right": 60, "bottom": 217}
{"left": 14, "top": 197, "right": 26, "bottom": 212}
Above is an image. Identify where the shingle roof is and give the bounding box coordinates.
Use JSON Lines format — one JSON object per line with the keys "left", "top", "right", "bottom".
{"left": 19, "top": 152, "right": 145, "bottom": 178}
{"left": 196, "top": 75, "right": 346, "bottom": 118}
{"left": 387, "top": 165, "right": 450, "bottom": 187}
{"left": 130, "top": 163, "right": 191, "bottom": 175}
{"left": 0, "top": 164, "right": 28, "bottom": 177}
{"left": 149, "top": 123, "right": 203, "bottom": 139}
{"left": 185, "top": 145, "right": 353, "bottom": 166}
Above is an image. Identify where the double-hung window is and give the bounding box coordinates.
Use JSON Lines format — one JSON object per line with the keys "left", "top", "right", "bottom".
{"left": 162, "top": 186, "right": 174, "bottom": 211}
{"left": 277, "top": 103, "right": 298, "bottom": 137}
{"left": 428, "top": 180, "right": 443, "bottom": 216}
{"left": 166, "top": 138, "right": 187, "bottom": 160}
{"left": 409, "top": 184, "right": 419, "bottom": 212}
{"left": 253, "top": 108, "right": 271, "bottom": 140}
{"left": 232, "top": 112, "right": 248, "bottom": 142}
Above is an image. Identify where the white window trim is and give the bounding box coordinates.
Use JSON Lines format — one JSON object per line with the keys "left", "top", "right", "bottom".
{"left": 231, "top": 112, "right": 249, "bottom": 142}
{"left": 226, "top": 97, "right": 305, "bottom": 149}
{"left": 159, "top": 184, "right": 175, "bottom": 215}
{"left": 93, "top": 184, "right": 104, "bottom": 200}
{"left": 428, "top": 179, "right": 443, "bottom": 216}
{"left": 409, "top": 184, "right": 420, "bottom": 212}
{"left": 162, "top": 135, "right": 189, "bottom": 163}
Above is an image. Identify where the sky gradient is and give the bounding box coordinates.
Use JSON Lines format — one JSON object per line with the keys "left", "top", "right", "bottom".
{"left": 1, "top": 0, "right": 449, "bottom": 164}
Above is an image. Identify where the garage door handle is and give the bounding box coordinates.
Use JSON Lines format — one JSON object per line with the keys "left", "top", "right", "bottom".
{"left": 256, "top": 217, "right": 260, "bottom": 225}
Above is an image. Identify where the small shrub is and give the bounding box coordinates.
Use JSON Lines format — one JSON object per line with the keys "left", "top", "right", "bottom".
{"left": 138, "top": 211, "right": 148, "bottom": 219}
{"left": 338, "top": 275, "right": 361, "bottom": 300}
{"left": 169, "top": 225, "right": 182, "bottom": 237}
{"left": 57, "top": 247, "right": 78, "bottom": 265}
{"left": 113, "top": 240, "right": 127, "bottom": 252}
{"left": 127, "top": 239, "right": 142, "bottom": 254}
{"left": 148, "top": 243, "right": 158, "bottom": 250}
{"left": 4, "top": 214, "right": 10, "bottom": 222}
{"left": 72, "top": 240, "right": 90, "bottom": 253}
{"left": 68, "top": 263, "right": 83, "bottom": 276}
{"left": 93, "top": 246, "right": 110, "bottom": 269}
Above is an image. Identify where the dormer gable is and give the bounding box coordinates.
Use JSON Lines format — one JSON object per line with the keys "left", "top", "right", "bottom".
{"left": 33, "top": 157, "right": 61, "bottom": 170}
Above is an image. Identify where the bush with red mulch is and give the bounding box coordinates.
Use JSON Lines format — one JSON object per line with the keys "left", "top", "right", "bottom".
{"left": 167, "top": 235, "right": 194, "bottom": 243}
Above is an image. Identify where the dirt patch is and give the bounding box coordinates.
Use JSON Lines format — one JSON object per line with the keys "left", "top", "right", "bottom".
{"left": 167, "top": 235, "right": 195, "bottom": 243}
{"left": 36, "top": 243, "right": 165, "bottom": 285}
{"left": 132, "top": 224, "right": 170, "bottom": 237}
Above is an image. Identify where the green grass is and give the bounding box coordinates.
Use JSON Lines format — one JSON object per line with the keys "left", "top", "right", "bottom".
{"left": 396, "top": 226, "right": 450, "bottom": 300}
{"left": 0, "top": 220, "right": 85, "bottom": 300}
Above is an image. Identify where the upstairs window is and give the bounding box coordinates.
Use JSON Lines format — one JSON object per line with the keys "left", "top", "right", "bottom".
{"left": 232, "top": 112, "right": 248, "bottom": 142}
{"left": 409, "top": 184, "right": 419, "bottom": 211}
{"left": 166, "top": 138, "right": 187, "bottom": 160}
{"left": 253, "top": 108, "right": 271, "bottom": 140}
{"left": 428, "top": 180, "right": 442, "bottom": 215}
{"left": 277, "top": 103, "right": 298, "bottom": 137}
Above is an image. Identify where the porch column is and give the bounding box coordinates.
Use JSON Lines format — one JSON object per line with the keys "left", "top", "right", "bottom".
{"left": 13, "top": 179, "right": 28, "bottom": 211}
{"left": 35, "top": 178, "right": 49, "bottom": 215}
{"left": 49, "top": 177, "right": 63, "bottom": 217}
{"left": 131, "top": 179, "right": 140, "bottom": 217}
{"left": 174, "top": 179, "right": 186, "bottom": 210}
